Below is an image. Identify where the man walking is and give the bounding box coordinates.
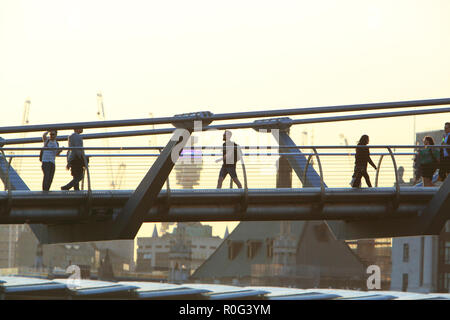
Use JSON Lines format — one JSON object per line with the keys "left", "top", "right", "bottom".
{"left": 41, "top": 130, "right": 62, "bottom": 191}
{"left": 216, "top": 130, "right": 243, "bottom": 189}
{"left": 61, "top": 128, "right": 87, "bottom": 191}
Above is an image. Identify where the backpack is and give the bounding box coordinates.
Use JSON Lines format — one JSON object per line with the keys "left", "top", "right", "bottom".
{"left": 39, "top": 140, "right": 59, "bottom": 162}
{"left": 224, "top": 142, "right": 241, "bottom": 164}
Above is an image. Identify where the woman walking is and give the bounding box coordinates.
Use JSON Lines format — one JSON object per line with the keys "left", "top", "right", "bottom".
{"left": 419, "top": 136, "right": 440, "bottom": 187}
{"left": 351, "top": 134, "right": 377, "bottom": 188}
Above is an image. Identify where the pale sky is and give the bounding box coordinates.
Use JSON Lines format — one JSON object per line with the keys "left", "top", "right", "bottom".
{"left": 1, "top": 0, "right": 449, "bottom": 239}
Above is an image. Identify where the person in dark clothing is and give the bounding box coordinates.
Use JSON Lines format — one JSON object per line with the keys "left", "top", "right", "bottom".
{"left": 419, "top": 136, "right": 440, "bottom": 187}
{"left": 61, "top": 128, "right": 87, "bottom": 191}
{"left": 216, "top": 130, "right": 243, "bottom": 189}
{"left": 351, "top": 134, "right": 377, "bottom": 188}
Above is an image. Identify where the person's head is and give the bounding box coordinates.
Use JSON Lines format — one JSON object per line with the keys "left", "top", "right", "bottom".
{"left": 357, "top": 134, "right": 369, "bottom": 145}
{"left": 445, "top": 122, "right": 450, "bottom": 134}
{"left": 223, "top": 130, "right": 232, "bottom": 141}
{"left": 74, "top": 128, "right": 83, "bottom": 134}
{"left": 49, "top": 130, "right": 57, "bottom": 140}
{"left": 423, "top": 136, "right": 435, "bottom": 146}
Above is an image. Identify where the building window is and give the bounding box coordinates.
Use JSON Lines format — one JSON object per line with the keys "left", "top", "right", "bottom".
{"left": 247, "top": 240, "right": 262, "bottom": 259}
{"left": 266, "top": 238, "right": 273, "bottom": 258}
{"left": 402, "top": 273, "right": 408, "bottom": 292}
{"left": 403, "top": 243, "right": 409, "bottom": 262}
{"left": 445, "top": 273, "right": 450, "bottom": 291}
{"left": 227, "top": 240, "right": 243, "bottom": 260}
{"left": 209, "top": 246, "right": 216, "bottom": 250}
{"left": 200, "top": 245, "right": 206, "bottom": 249}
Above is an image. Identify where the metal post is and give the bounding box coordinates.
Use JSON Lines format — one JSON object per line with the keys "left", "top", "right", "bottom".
{"left": 111, "top": 112, "right": 213, "bottom": 239}
{"left": 374, "top": 155, "right": 384, "bottom": 187}
{"left": 387, "top": 147, "right": 400, "bottom": 209}
{"left": 111, "top": 128, "right": 194, "bottom": 239}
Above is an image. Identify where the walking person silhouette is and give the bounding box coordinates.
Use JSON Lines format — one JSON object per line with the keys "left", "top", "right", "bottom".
{"left": 351, "top": 134, "right": 377, "bottom": 188}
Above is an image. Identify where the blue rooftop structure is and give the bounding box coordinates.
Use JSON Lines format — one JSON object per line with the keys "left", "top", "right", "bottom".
{"left": 1, "top": 276, "right": 449, "bottom": 300}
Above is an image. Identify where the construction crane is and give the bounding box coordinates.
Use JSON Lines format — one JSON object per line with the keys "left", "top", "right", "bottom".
{"left": 96, "top": 93, "right": 126, "bottom": 189}
{"left": 12, "top": 99, "right": 31, "bottom": 174}
{"left": 148, "top": 112, "right": 156, "bottom": 147}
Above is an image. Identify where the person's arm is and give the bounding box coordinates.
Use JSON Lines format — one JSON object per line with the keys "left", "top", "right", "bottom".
{"left": 66, "top": 135, "right": 72, "bottom": 170}
{"left": 42, "top": 131, "right": 48, "bottom": 142}
{"left": 56, "top": 142, "right": 63, "bottom": 156}
{"left": 367, "top": 149, "right": 377, "bottom": 170}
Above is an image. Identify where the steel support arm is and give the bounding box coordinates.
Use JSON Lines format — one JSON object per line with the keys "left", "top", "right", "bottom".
{"left": 416, "top": 177, "right": 450, "bottom": 235}
{"left": 0, "top": 152, "right": 48, "bottom": 242}
{"left": 111, "top": 128, "right": 193, "bottom": 239}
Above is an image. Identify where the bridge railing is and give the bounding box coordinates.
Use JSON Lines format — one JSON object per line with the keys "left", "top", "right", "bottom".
{"left": 0, "top": 145, "right": 441, "bottom": 192}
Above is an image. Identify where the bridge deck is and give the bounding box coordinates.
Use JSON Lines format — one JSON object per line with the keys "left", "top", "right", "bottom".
{"left": 0, "top": 187, "right": 437, "bottom": 224}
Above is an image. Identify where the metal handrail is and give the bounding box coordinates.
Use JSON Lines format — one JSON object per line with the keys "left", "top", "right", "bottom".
{"left": 0, "top": 144, "right": 445, "bottom": 150}
{"left": 0, "top": 152, "right": 419, "bottom": 158}
{"left": 1, "top": 98, "right": 448, "bottom": 134}
{"left": 387, "top": 147, "right": 400, "bottom": 209}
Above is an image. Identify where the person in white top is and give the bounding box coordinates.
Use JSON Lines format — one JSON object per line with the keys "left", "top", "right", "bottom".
{"left": 41, "top": 130, "right": 62, "bottom": 191}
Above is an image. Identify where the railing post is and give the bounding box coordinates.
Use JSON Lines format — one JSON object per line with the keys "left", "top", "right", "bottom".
{"left": 312, "top": 147, "right": 326, "bottom": 206}
{"left": 375, "top": 155, "right": 385, "bottom": 187}
{"left": 82, "top": 151, "right": 92, "bottom": 218}
{"left": 302, "top": 154, "right": 313, "bottom": 186}
{"left": 387, "top": 147, "right": 400, "bottom": 209}
{"left": 239, "top": 146, "right": 248, "bottom": 214}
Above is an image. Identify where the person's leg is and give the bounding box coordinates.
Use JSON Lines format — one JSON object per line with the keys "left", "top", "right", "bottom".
{"left": 217, "top": 166, "right": 227, "bottom": 189}
{"left": 352, "top": 168, "right": 362, "bottom": 188}
{"left": 42, "top": 163, "right": 48, "bottom": 191}
{"left": 72, "top": 165, "right": 84, "bottom": 191}
{"left": 61, "top": 169, "right": 75, "bottom": 190}
{"left": 362, "top": 170, "right": 372, "bottom": 187}
{"left": 228, "top": 166, "right": 242, "bottom": 188}
{"left": 48, "top": 162, "right": 55, "bottom": 190}
{"left": 42, "top": 162, "right": 54, "bottom": 191}
{"left": 422, "top": 176, "right": 432, "bottom": 187}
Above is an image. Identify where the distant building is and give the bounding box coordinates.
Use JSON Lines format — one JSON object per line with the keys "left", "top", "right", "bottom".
{"left": 391, "top": 222, "right": 450, "bottom": 293}
{"left": 191, "top": 221, "right": 367, "bottom": 289}
{"left": 15, "top": 226, "right": 134, "bottom": 277}
{"left": 346, "top": 239, "right": 392, "bottom": 289}
{"left": 0, "top": 225, "right": 24, "bottom": 268}
{"left": 136, "top": 223, "right": 223, "bottom": 278}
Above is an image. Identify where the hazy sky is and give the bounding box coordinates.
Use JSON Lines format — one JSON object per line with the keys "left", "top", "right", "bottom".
{"left": 1, "top": 0, "right": 449, "bottom": 239}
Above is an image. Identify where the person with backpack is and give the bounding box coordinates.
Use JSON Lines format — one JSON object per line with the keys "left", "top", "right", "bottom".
{"left": 40, "top": 130, "right": 62, "bottom": 191}
{"left": 419, "top": 136, "right": 440, "bottom": 187}
{"left": 216, "top": 130, "right": 243, "bottom": 189}
{"left": 61, "top": 128, "right": 88, "bottom": 191}
{"left": 350, "top": 134, "right": 377, "bottom": 188}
